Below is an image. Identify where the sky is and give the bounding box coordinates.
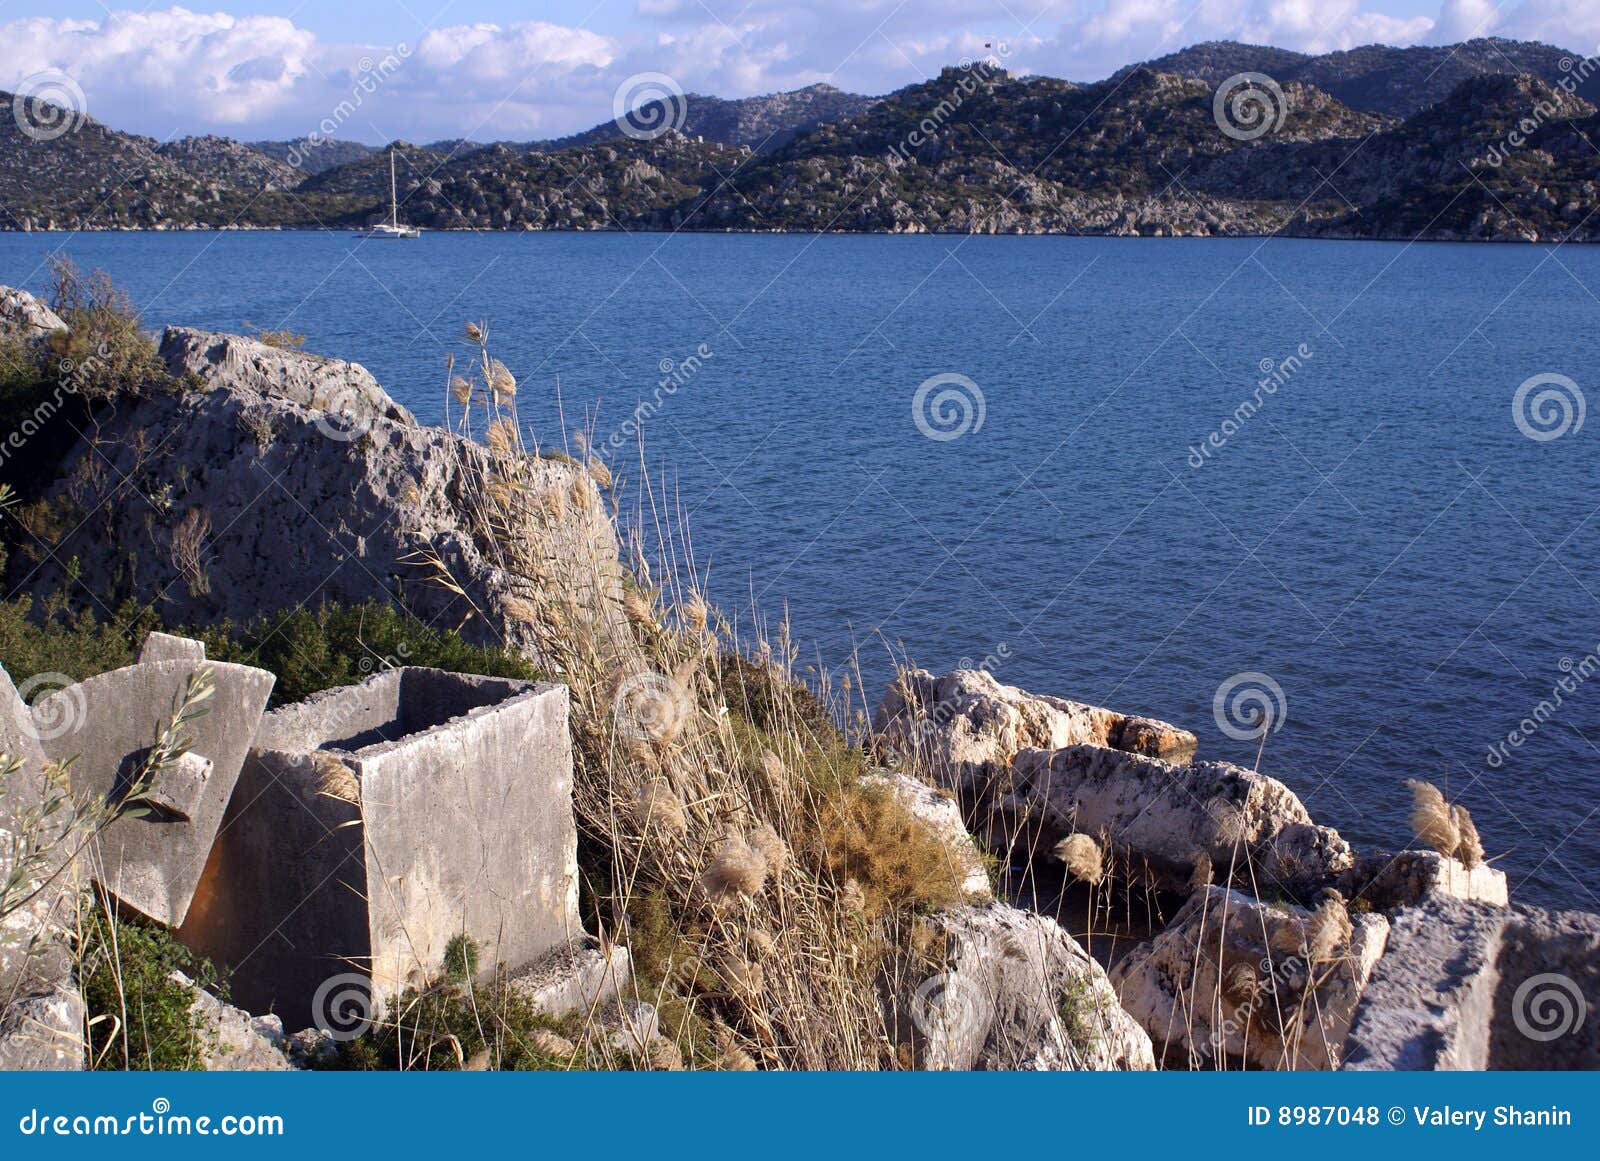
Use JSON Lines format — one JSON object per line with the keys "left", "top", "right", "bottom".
{"left": 0, "top": 1, "right": 1595, "bottom": 144}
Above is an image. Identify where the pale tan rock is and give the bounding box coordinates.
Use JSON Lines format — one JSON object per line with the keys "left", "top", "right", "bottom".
{"left": 1111, "top": 886, "right": 1388, "bottom": 1070}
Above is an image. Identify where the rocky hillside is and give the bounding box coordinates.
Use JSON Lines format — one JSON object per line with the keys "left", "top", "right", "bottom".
{"left": 1130, "top": 37, "right": 1600, "bottom": 117}
{"left": 3, "top": 35, "right": 1599, "bottom": 240}
{"left": 548, "top": 82, "right": 879, "bottom": 152}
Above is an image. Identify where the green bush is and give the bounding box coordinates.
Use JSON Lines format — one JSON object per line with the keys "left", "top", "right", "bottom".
{"left": 79, "top": 901, "right": 221, "bottom": 1070}
{"left": 193, "top": 601, "right": 542, "bottom": 706}
{"left": 0, "top": 594, "right": 540, "bottom": 707}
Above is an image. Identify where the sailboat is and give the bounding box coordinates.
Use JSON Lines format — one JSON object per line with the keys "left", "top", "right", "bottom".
{"left": 360, "top": 150, "right": 421, "bottom": 239}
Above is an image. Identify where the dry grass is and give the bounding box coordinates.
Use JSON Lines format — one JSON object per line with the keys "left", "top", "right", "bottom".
{"left": 413, "top": 327, "right": 974, "bottom": 1070}
{"left": 1406, "top": 778, "right": 1483, "bottom": 868}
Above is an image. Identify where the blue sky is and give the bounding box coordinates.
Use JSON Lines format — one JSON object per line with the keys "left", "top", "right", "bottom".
{"left": 0, "top": 2, "right": 1591, "bottom": 142}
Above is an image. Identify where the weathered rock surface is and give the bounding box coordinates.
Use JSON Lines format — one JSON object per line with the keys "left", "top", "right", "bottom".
{"left": 1345, "top": 898, "right": 1599, "bottom": 1070}
{"left": 173, "top": 971, "right": 292, "bottom": 1071}
{"left": 1342, "top": 849, "right": 1509, "bottom": 910}
{"left": 31, "top": 356, "right": 633, "bottom": 670}
{"left": 1008, "top": 745, "right": 1353, "bottom": 892}
{"left": 0, "top": 986, "right": 84, "bottom": 1070}
{"left": 892, "top": 902, "right": 1155, "bottom": 1071}
{"left": 873, "top": 668, "right": 1197, "bottom": 797}
{"left": 178, "top": 668, "right": 577, "bottom": 1029}
{"left": 32, "top": 656, "right": 275, "bottom": 927}
{"left": 1343, "top": 895, "right": 1506, "bottom": 1070}
{"left": 509, "top": 940, "right": 632, "bottom": 1017}
{"left": 869, "top": 771, "right": 992, "bottom": 901}
{"left": 1112, "top": 886, "right": 1389, "bottom": 1070}
{"left": 160, "top": 326, "right": 414, "bottom": 427}
{"left": 0, "top": 286, "right": 65, "bottom": 344}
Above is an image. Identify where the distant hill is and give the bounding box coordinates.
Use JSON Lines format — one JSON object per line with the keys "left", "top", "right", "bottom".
{"left": 1126, "top": 37, "right": 1599, "bottom": 117}
{"left": 250, "top": 137, "right": 379, "bottom": 176}
{"left": 3, "top": 40, "right": 1599, "bottom": 242}
{"left": 546, "top": 83, "right": 880, "bottom": 152}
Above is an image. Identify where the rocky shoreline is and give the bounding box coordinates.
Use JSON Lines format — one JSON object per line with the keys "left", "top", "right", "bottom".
{"left": 0, "top": 283, "right": 1595, "bottom": 1071}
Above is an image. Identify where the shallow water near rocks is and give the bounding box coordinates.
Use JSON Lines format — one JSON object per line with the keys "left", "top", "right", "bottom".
{"left": 3, "top": 230, "right": 1597, "bottom": 910}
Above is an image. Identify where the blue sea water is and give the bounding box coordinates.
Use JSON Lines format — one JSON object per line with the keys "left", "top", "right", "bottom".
{"left": 2, "top": 230, "right": 1596, "bottom": 910}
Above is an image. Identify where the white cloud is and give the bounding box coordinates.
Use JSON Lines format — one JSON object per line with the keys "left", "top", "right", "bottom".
{"left": 0, "top": 2, "right": 1592, "bottom": 143}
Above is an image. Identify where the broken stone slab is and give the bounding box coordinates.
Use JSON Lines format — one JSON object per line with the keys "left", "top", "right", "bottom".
{"left": 1342, "top": 895, "right": 1508, "bottom": 1070}
{"left": 1342, "top": 849, "right": 1509, "bottom": 911}
{"left": 171, "top": 971, "right": 292, "bottom": 1071}
{"left": 159, "top": 325, "right": 415, "bottom": 427}
{"left": 1343, "top": 898, "right": 1599, "bottom": 1070}
{"left": 509, "top": 940, "right": 632, "bottom": 1017}
{"left": 890, "top": 902, "right": 1155, "bottom": 1071}
{"left": 138, "top": 631, "right": 206, "bottom": 665}
{"left": 1112, "top": 885, "right": 1389, "bottom": 1070}
{"left": 30, "top": 658, "right": 275, "bottom": 927}
{"left": 1006, "top": 745, "right": 1353, "bottom": 893}
{"left": 0, "top": 286, "right": 66, "bottom": 345}
{"left": 873, "top": 669, "right": 1198, "bottom": 800}
{"left": 177, "top": 668, "right": 578, "bottom": 1031}
{"left": 867, "top": 771, "right": 992, "bottom": 902}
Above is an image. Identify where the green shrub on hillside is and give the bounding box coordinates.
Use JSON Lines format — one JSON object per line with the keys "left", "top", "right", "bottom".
{"left": 0, "top": 593, "right": 540, "bottom": 706}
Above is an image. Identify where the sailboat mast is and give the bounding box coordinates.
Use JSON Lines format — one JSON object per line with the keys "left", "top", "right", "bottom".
{"left": 390, "top": 150, "right": 398, "bottom": 228}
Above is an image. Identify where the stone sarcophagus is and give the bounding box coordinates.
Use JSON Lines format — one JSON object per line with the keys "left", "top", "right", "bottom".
{"left": 177, "top": 667, "right": 578, "bottom": 1030}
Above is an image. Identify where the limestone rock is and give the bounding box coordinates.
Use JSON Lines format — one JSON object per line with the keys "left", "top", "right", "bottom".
{"left": 159, "top": 326, "right": 414, "bottom": 427}
{"left": 509, "top": 940, "right": 632, "bottom": 1016}
{"left": 137, "top": 631, "right": 206, "bottom": 665}
{"left": 0, "top": 286, "right": 66, "bottom": 345}
{"left": 31, "top": 658, "right": 275, "bottom": 927}
{"left": 1007, "top": 745, "right": 1353, "bottom": 892}
{"left": 31, "top": 371, "right": 633, "bottom": 672}
{"left": 892, "top": 902, "right": 1154, "bottom": 1071}
{"left": 1342, "top": 849, "right": 1509, "bottom": 910}
{"left": 0, "top": 986, "right": 84, "bottom": 1070}
{"left": 1112, "top": 886, "right": 1389, "bottom": 1070}
{"left": 867, "top": 771, "right": 992, "bottom": 901}
{"left": 173, "top": 971, "right": 292, "bottom": 1071}
{"left": 1342, "top": 895, "right": 1507, "bottom": 1070}
{"left": 872, "top": 667, "right": 1196, "bottom": 798}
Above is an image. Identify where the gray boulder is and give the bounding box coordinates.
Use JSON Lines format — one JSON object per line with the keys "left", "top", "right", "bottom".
{"left": 172, "top": 972, "right": 292, "bottom": 1071}
{"left": 890, "top": 902, "right": 1155, "bottom": 1071}
{"left": 1112, "top": 885, "right": 1389, "bottom": 1070}
{"left": 160, "top": 326, "right": 414, "bottom": 427}
{"left": 1007, "top": 745, "right": 1353, "bottom": 893}
{"left": 30, "top": 363, "right": 633, "bottom": 671}
{"left": 0, "top": 286, "right": 66, "bottom": 345}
